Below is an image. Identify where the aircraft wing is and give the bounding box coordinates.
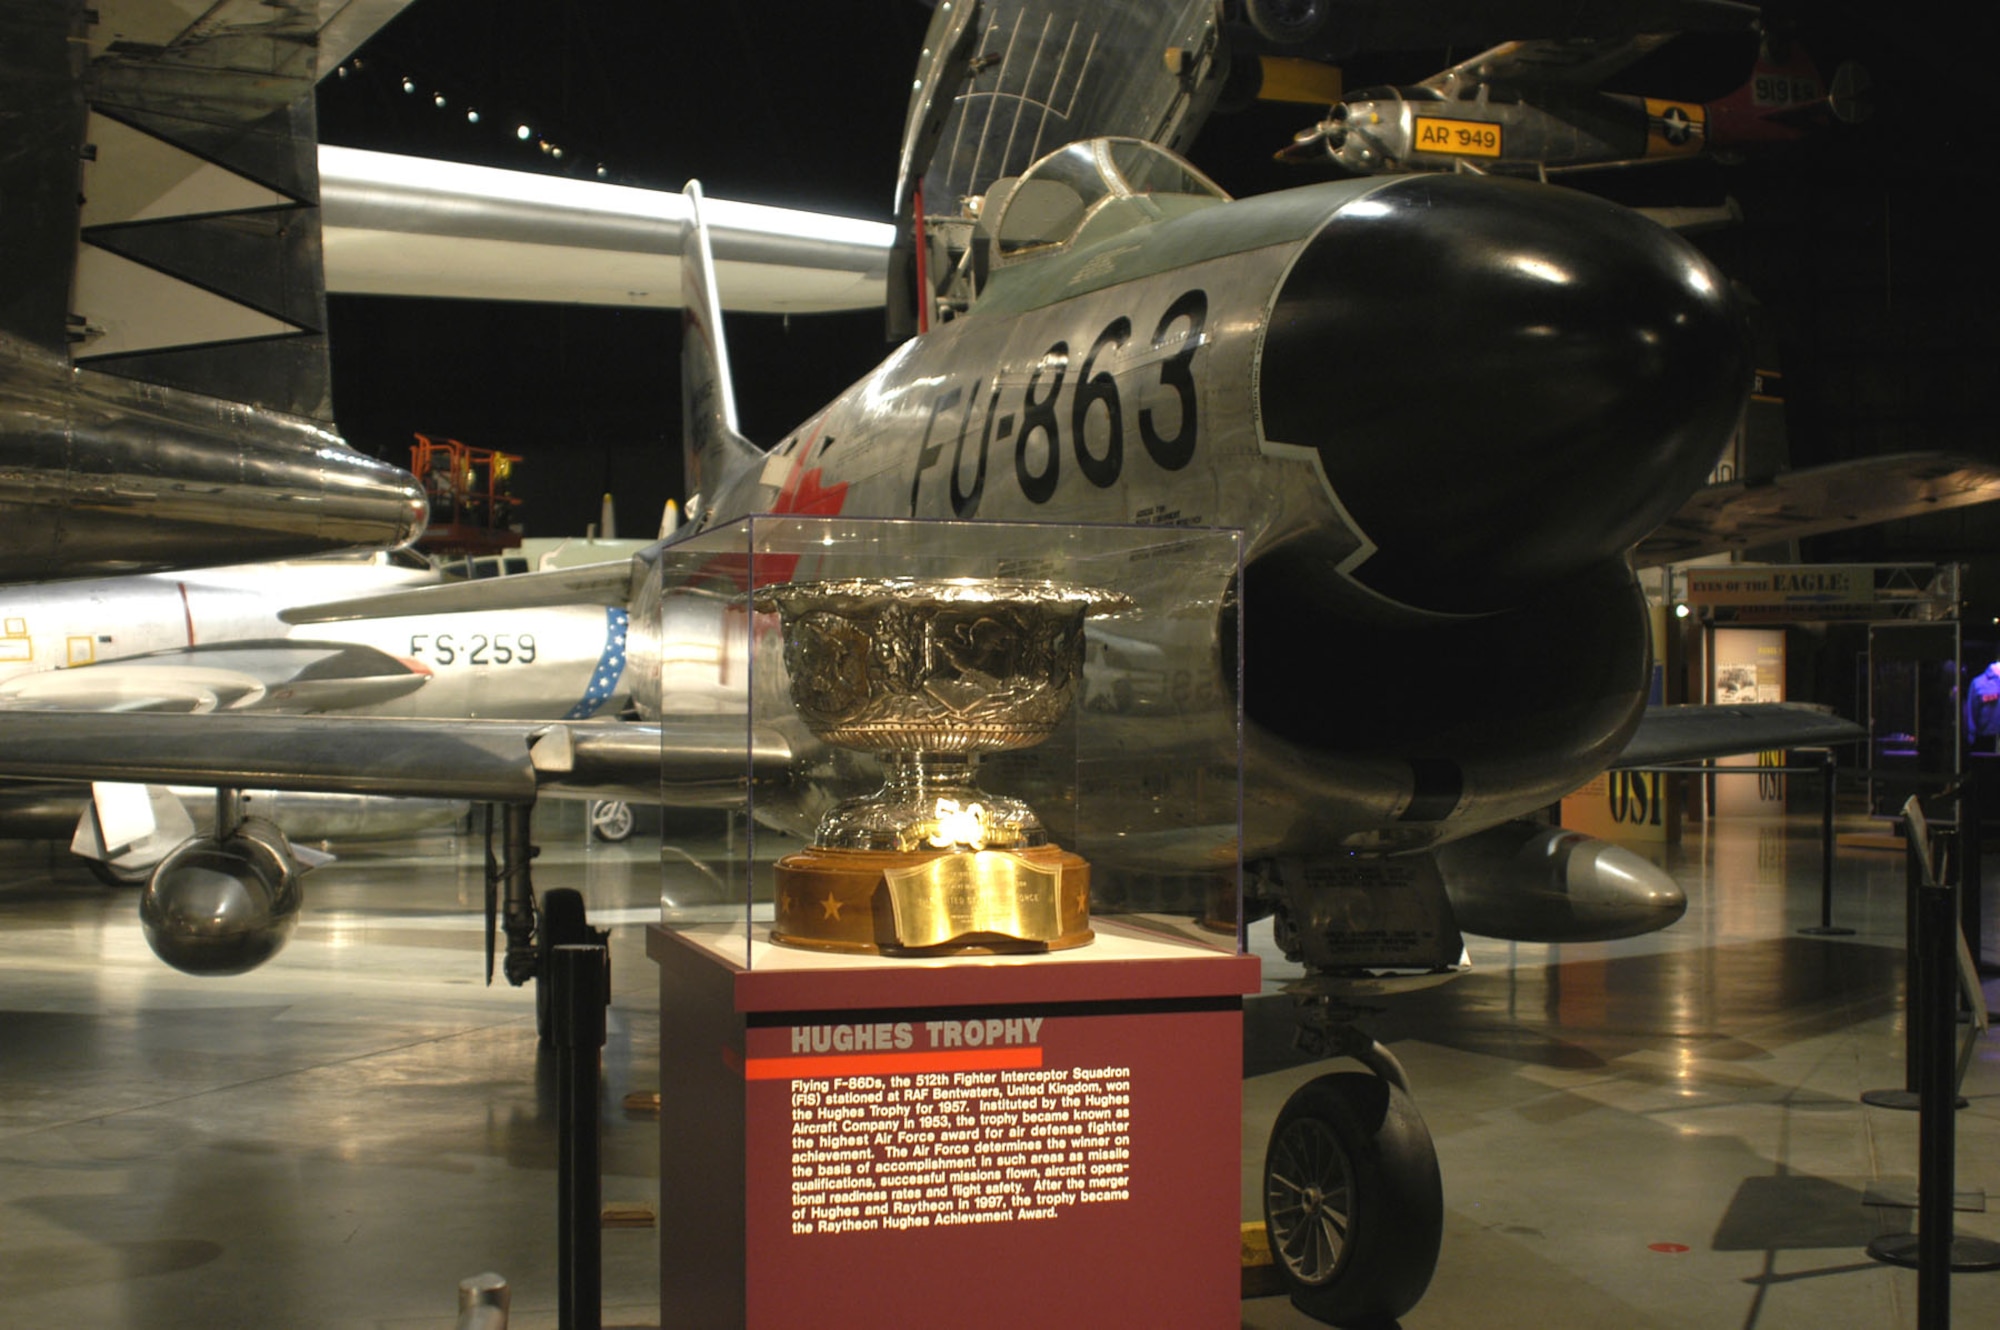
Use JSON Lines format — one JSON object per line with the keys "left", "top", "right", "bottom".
{"left": 0, "top": 641, "right": 429, "bottom": 715}
{"left": 0, "top": 712, "right": 789, "bottom": 808}
{"left": 1634, "top": 452, "right": 2000, "bottom": 566}
{"left": 319, "top": 148, "right": 894, "bottom": 314}
{"left": 277, "top": 557, "right": 642, "bottom": 624}
{"left": 1613, "top": 703, "right": 1865, "bottom": 767}
{"left": 1419, "top": 34, "right": 1677, "bottom": 92}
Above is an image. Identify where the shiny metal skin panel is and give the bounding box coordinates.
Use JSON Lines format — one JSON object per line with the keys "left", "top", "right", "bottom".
{"left": 139, "top": 818, "right": 302, "bottom": 975}
{"left": 225, "top": 788, "right": 466, "bottom": 841}
{"left": 0, "top": 554, "right": 436, "bottom": 675}
{"left": 304, "top": 607, "right": 633, "bottom": 721}
{"left": 0, "top": 341, "right": 428, "bottom": 582}
{"left": 1434, "top": 820, "right": 1687, "bottom": 943}
{"left": 0, "top": 557, "right": 633, "bottom": 719}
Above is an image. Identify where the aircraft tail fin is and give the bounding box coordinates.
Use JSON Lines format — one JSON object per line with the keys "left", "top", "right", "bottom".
{"left": 1709, "top": 38, "right": 1871, "bottom": 141}
{"left": 680, "top": 180, "right": 764, "bottom": 511}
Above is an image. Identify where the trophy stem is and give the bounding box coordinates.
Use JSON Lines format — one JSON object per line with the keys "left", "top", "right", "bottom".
{"left": 881, "top": 751, "right": 975, "bottom": 804}
{"left": 813, "top": 752, "right": 1047, "bottom": 853}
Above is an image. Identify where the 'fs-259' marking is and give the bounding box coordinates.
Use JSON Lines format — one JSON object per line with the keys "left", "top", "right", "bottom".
{"left": 407, "top": 632, "right": 538, "bottom": 666}
{"left": 911, "top": 289, "right": 1207, "bottom": 517}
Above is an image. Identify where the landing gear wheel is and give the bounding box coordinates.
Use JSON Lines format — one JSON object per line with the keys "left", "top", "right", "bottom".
{"left": 1245, "top": 0, "right": 1328, "bottom": 46}
{"left": 588, "top": 800, "right": 635, "bottom": 843}
{"left": 1263, "top": 1071, "right": 1442, "bottom": 1326}
{"left": 534, "top": 887, "right": 593, "bottom": 1043}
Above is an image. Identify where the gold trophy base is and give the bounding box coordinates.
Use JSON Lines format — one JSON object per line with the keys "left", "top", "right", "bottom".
{"left": 771, "top": 845, "right": 1092, "bottom": 955}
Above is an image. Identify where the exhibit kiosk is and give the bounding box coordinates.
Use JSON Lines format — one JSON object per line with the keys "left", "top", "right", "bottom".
{"left": 645, "top": 516, "right": 1257, "bottom": 1327}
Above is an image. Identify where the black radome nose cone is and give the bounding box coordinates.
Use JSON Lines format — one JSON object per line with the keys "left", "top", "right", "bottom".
{"left": 1259, "top": 174, "right": 1749, "bottom": 614}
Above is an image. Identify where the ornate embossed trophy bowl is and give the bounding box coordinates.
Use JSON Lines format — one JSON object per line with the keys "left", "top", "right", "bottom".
{"left": 752, "top": 577, "right": 1127, "bottom": 955}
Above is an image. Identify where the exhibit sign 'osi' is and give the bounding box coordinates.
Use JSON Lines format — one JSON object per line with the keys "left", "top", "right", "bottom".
{"left": 754, "top": 577, "right": 1126, "bottom": 954}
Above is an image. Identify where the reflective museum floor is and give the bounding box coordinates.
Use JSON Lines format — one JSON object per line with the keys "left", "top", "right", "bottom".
{"left": 2, "top": 803, "right": 1997, "bottom": 1329}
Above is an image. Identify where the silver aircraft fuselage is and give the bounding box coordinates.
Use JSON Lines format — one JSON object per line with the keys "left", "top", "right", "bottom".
{"left": 656, "top": 167, "right": 1747, "bottom": 865}
{"left": 0, "top": 556, "right": 633, "bottom": 721}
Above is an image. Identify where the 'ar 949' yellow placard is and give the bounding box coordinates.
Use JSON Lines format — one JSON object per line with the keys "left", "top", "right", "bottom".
{"left": 1412, "top": 117, "right": 1503, "bottom": 157}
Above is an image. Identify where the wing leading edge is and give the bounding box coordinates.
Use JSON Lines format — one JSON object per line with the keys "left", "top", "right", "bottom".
{"left": 0, "top": 712, "right": 789, "bottom": 808}
{"left": 1614, "top": 703, "right": 1865, "bottom": 768}
{"left": 1636, "top": 452, "right": 2000, "bottom": 566}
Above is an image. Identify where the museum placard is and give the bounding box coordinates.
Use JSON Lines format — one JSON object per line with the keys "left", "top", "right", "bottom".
{"left": 652, "top": 924, "right": 1257, "bottom": 1329}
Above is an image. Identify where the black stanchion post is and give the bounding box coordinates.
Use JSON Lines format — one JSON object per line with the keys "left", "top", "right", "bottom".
{"left": 1915, "top": 867, "right": 1956, "bottom": 1326}
{"left": 1864, "top": 803, "right": 2000, "bottom": 1281}
{"left": 1960, "top": 773, "right": 1983, "bottom": 969}
{"left": 1864, "top": 816, "right": 1927, "bottom": 1110}
{"left": 555, "top": 943, "right": 606, "bottom": 1330}
{"left": 1801, "top": 749, "right": 1854, "bottom": 937}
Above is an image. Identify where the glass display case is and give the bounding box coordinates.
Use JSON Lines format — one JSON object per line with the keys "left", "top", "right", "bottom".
{"left": 648, "top": 514, "right": 1244, "bottom": 966}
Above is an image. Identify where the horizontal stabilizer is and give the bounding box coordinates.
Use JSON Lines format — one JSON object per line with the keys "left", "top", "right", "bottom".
{"left": 1636, "top": 452, "right": 2000, "bottom": 566}
{"left": 1613, "top": 703, "right": 1864, "bottom": 768}
{"left": 281, "top": 559, "right": 639, "bottom": 623}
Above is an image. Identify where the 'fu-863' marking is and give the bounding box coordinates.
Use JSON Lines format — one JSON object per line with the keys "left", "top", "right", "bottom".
{"left": 911, "top": 289, "right": 1208, "bottom": 516}
{"left": 408, "top": 632, "right": 538, "bottom": 666}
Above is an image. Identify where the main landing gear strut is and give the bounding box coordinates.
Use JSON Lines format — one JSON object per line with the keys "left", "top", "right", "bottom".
{"left": 1262, "top": 996, "right": 1444, "bottom": 1327}
{"left": 484, "top": 802, "right": 608, "bottom": 1041}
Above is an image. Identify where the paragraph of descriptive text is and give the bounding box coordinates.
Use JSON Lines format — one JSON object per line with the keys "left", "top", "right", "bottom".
{"left": 788, "top": 1065, "right": 1133, "bottom": 1235}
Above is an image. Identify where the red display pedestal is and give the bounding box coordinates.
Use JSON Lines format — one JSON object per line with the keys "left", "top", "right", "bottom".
{"left": 648, "top": 921, "right": 1260, "bottom": 1328}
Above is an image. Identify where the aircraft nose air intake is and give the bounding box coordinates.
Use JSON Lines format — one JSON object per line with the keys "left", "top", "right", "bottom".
{"left": 1259, "top": 174, "right": 1749, "bottom": 614}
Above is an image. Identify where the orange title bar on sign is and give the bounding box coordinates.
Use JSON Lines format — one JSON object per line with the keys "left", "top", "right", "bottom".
{"left": 744, "top": 1046, "right": 1045, "bottom": 1081}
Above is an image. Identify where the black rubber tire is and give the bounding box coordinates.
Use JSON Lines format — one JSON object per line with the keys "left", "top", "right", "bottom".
{"left": 588, "top": 800, "right": 636, "bottom": 843}
{"left": 534, "top": 887, "right": 592, "bottom": 1042}
{"left": 1263, "top": 1071, "right": 1443, "bottom": 1326}
{"left": 1245, "top": 0, "right": 1328, "bottom": 46}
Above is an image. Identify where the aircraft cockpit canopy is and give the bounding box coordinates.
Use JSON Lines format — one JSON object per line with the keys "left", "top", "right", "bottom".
{"left": 989, "top": 137, "right": 1230, "bottom": 261}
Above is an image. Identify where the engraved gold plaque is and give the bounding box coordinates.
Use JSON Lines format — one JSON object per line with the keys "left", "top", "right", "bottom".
{"left": 771, "top": 846, "right": 1092, "bottom": 955}
{"left": 883, "top": 851, "right": 1061, "bottom": 949}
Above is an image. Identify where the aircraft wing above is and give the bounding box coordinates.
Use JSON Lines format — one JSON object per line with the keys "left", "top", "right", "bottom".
{"left": 1420, "top": 34, "right": 1677, "bottom": 92}
{"left": 1613, "top": 703, "right": 1865, "bottom": 767}
{"left": 0, "top": 712, "right": 788, "bottom": 808}
{"left": 1634, "top": 452, "right": 2000, "bottom": 566}
{"left": 319, "top": 147, "right": 894, "bottom": 314}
